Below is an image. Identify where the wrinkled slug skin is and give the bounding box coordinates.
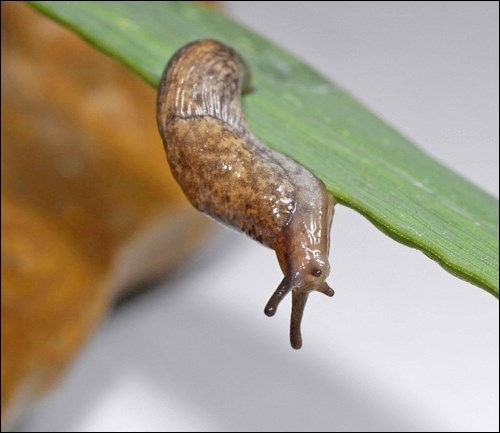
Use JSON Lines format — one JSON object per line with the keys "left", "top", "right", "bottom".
{"left": 157, "top": 40, "right": 336, "bottom": 349}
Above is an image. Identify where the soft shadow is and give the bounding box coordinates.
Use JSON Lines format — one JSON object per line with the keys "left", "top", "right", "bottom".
{"left": 15, "top": 230, "right": 436, "bottom": 432}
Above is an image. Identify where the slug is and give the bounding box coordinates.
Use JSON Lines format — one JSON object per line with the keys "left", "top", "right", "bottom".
{"left": 157, "top": 40, "right": 335, "bottom": 349}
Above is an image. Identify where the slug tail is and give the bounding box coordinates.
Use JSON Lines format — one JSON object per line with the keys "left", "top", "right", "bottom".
{"left": 157, "top": 39, "right": 250, "bottom": 135}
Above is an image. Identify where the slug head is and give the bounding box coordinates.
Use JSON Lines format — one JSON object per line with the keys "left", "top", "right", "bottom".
{"left": 265, "top": 260, "right": 334, "bottom": 349}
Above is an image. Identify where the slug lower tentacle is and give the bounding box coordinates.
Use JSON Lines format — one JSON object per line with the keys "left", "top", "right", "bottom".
{"left": 157, "top": 40, "right": 335, "bottom": 349}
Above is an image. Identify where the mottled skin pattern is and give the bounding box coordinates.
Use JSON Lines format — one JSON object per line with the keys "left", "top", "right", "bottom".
{"left": 157, "top": 40, "right": 335, "bottom": 349}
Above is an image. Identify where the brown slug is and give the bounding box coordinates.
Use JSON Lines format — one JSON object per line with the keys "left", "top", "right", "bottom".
{"left": 157, "top": 40, "right": 335, "bottom": 349}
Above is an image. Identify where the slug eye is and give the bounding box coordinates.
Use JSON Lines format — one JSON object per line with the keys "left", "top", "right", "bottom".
{"left": 312, "top": 268, "right": 322, "bottom": 277}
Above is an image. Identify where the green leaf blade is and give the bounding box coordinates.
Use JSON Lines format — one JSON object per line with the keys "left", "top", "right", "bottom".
{"left": 28, "top": 1, "right": 499, "bottom": 296}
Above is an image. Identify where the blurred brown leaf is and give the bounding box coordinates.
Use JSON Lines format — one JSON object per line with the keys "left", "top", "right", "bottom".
{"left": 1, "top": 2, "right": 211, "bottom": 427}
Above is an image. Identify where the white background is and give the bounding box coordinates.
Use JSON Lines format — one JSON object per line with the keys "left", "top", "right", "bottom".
{"left": 18, "top": 2, "right": 499, "bottom": 432}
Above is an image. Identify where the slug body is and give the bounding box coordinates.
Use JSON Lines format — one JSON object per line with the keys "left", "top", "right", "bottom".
{"left": 157, "top": 40, "right": 335, "bottom": 349}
